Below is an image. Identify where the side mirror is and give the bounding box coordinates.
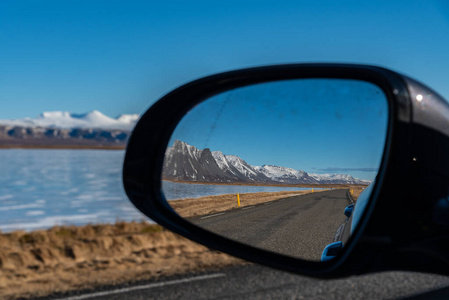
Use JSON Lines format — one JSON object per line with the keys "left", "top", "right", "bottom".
{"left": 344, "top": 205, "right": 355, "bottom": 218}
{"left": 123, "top": 64, "right": 449, "bottom": 278}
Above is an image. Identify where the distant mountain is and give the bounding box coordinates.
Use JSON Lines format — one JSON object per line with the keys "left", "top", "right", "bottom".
{"left": 163, "top": 140, "right": 273, "bottom": 183}
{"left": 254, "top": 165, "right": 318, "bottom": 184}
{"left": 0, "top": 110, "right": 138, "bottom": 130}
{"left": 116, "top": 114, "right": 140, "bottom": 125}
{"left": 309, "top": 173, "right": 370, "bottom": 185}
{"left": 0, "top": 111, "right": 139, "bottom": 148}
{"left": 163, "top": 140, "right": 370, "bottom": 185}
{"left": 213, "top": 153, "right": 272, "bottom": 183}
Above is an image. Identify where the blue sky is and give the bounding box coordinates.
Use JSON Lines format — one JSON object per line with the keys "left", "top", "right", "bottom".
{"left": 2, "top": 0, "right": 449, "bottom": 179}
{"left": 170, "top": 79, "right": 388, "bottom": 180}
{"left": 2, "top": 1, "right": 449, "bottom": 120}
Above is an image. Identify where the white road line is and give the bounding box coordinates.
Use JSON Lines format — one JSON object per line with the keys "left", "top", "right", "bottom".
{"left": 200, "top": 212, "right": 225, "bottom": 219}
{"left": 54, "top": 273, "right": 226, "bottom": 300}
{"left": 242, "top": 206, "right": 254, "bottom": 210}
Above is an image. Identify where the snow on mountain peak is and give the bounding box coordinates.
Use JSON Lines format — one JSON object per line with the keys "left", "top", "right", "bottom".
{"left": 310, "top": 173, "right": 351, "bottom": 180}
{"left": 116, "top": 114, "right": 140, "bottom": 124}
{"left": 164, "top": 140, "right": 370, "bottom": 184}
{"left": 225, "top": 155, "right": 258, "bottom": 177}
{"left": 76, "top": 110, "right": 118, "bottom": 124}
{"left": 255, "top": 164, "right": 313, "bottom": 183}
{"left": 84, "top": 110, "right": 104, "bottom": 118}
{"left": 211, "top": 151, "right": 231, "bottom": 171}
{"left": 172, "top": 140, "right": 201, "bottom": 159}
{"left": 309, "top": 173, "right": 370, "bottom": 184}
{"left": 0, "top": 110, "right": 140, "bottom": 130}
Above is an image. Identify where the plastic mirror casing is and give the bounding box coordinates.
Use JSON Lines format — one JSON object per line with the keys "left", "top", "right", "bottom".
{"left": 123, "top": 64, "right": 449, "bottom": 278}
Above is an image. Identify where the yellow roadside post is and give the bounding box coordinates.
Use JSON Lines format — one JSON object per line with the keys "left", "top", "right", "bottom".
{"left": 312, "top": 188, "right": 314, "bottom": 193}
{"left": 237, "top": 193, "right": 240, "bottom": 207}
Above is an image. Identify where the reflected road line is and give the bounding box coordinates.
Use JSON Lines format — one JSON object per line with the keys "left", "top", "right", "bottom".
{"left": 54, "top": 273, "right": 226, "bottom": 300}
{"left": 200, "top": 212, "right": 226, "bottom": 219}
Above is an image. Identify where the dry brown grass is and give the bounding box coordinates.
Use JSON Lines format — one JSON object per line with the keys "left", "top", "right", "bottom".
{"left": 0, "top": 222, "right": 244, "bottom": 299}
{"left": 170, "top": 188, "right": 358, "bottom": 218}
{"left": 350, "top": 186, "right": 366, "bottom": 201}
{"left": 0, "top": 188, "right": 360, "bottom": 299}
{"left": 170, "top": 190, "right": 321, "bottom": 218}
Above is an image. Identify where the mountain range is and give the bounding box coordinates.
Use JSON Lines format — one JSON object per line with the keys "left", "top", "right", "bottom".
{"left": 0, "top": 111, "right": 139, "bottom": 148}
{"left": 163, "top": 140, "right": 370, "bottom": 185}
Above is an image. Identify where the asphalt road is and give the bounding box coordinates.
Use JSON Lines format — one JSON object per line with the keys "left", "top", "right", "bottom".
{"left": 189, "top": 189, "right": 352, "bottom": 260}
{"left": 36, "top": 189, "right": 449, "bottom": 300}
{"left": 42, "top": 264, "right": 449, "bottom": 300}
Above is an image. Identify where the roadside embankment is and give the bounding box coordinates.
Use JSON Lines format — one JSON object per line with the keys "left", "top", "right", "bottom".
{"left": 351, "top": 186, "right": 365, "bottom": 201}
{"left": 0, "top": 222, "right": 245, "bottom": 299}
{"left": 169, "top": 187, "right": 364, "bottom": 218}
{"left": 0, "top": 188, "right": 364, "bottom": 299}
{"left": 170, "top": 190, "right": 318, "bottom": 218}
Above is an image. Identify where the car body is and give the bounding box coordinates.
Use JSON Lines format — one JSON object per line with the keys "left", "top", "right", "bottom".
{"left": 321, "top": 183, "right": 374, "bottom": 261}
{"left": 124, "top": 63, "right": 449, "bottom": 279}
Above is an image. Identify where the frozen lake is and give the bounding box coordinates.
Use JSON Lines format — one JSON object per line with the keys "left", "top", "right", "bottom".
{"left": 0, "top": 149, "right": 311, "bottom": 232}
{"left": 163, "top": 181, "right": 310, "bottom": 200}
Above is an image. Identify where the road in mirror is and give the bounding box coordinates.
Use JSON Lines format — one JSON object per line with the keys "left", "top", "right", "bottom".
{"left": 162, "top": 79, "right": 388, "bottom": 261}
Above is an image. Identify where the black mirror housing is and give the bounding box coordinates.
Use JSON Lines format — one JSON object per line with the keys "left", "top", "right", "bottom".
{"left": 123, "top": 64, "right": 449, "bottom": 278}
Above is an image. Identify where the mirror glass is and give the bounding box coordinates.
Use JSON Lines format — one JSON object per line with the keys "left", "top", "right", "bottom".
{"left": 162, "top": 78, "right": 388, "bottom": 261}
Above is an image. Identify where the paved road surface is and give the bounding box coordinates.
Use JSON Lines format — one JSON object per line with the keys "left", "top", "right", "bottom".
{"left": 42, "top": 264, "right": 449, "bottom": 300}
{"left": 190, "top": 189, "right": 351, "bottom": 260}
{"left": 38, "top": 190, "right": 449, "bottom": 299}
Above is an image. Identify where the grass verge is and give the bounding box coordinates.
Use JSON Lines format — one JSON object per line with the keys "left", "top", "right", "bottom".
{"left": 0, "top": 221, "right": 244, "bottom": 299}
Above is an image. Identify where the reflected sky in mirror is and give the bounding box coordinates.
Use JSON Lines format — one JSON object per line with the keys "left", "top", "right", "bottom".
{"left": 168, "top": 79, "right": 387, "bottom": 181}
{"left": 164, "top": 79, "right": 388, "bottom": 261}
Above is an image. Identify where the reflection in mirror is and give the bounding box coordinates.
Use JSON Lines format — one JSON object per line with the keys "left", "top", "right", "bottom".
{"left": 162, "top": 79, "right": 388, "bottom": 261}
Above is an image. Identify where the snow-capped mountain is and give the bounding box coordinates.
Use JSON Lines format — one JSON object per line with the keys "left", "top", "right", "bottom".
{"left": 218, "top": 154, "right": 270, "bottom": 182}
{"left": 0, "top": 110, "right": 138, "bottom": 130}
{"left": 116, "top": 114, "right": 140, "bottom": 125}
{"left": 254, "top": 165, "right": 318, "bottom": 184}
{"left": 163, "top": 140, "right": 370, "bottom": 185}
{"left": 211, "top": 151, "right": 268, "bottom": 182}
{"left": 163, "top": 140, "right": 272, "bottom": 183}
{"left": 0, "top": 111, "right": 140, "bottom": 148}
{"left": 309, "top": 173, "right": 371, "bottom": 185}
